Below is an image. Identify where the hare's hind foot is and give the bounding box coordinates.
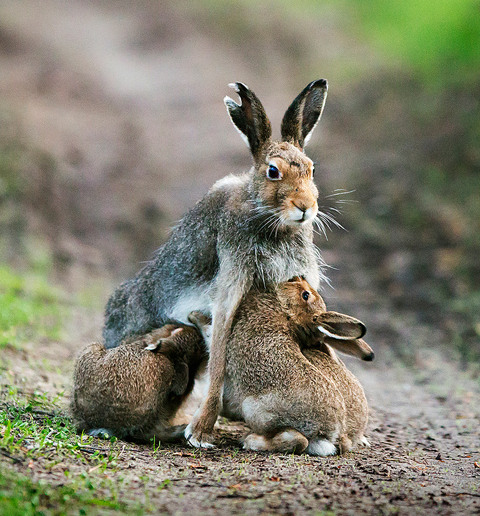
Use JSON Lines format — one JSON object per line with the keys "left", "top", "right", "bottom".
{"left": 306, "top": 438, "right": 337, "bottom": 456}
{"left": 243, "top": 429, "right": 308, "bottom": 454}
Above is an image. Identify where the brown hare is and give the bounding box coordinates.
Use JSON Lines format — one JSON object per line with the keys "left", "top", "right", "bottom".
{"left": 203, "top": 277, "right": 373, "bottom": 455}
{"left": 71, "top": 323, "right": 208, "bottom": 442}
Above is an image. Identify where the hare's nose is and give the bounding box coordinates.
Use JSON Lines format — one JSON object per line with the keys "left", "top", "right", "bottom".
{"left": 293, "top": 203, "right": 311, "bottom": 220}
{"left": 293, "top": 202, "right": 307, "bottom": 213}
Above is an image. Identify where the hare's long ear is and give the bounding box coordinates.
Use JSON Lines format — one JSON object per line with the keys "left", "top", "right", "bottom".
{"left": 317, "top": 311, "right": 366, "bottom": 341}
{"left": 281, "top": 79, "right": 328, "bottom": 150}
{"left": 224, "top": 82, "right": 272, "bottom": 161}
{"left": 323, "top": 337, "right": 375, "bottom": 361}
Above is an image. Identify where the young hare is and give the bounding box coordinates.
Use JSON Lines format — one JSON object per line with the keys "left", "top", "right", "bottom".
{"left": 71, "top": 323, "right": 207, "bottom": 442}
{"left": 213, "top": 277, "right": 373, "bottom": 455}
{"left": 103, "top": 80, "right": 330, "bottom": 447}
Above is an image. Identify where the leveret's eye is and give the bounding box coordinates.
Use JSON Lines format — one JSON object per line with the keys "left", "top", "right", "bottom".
{"left": 266, "top": 164, "right": 282, "bottom": 180}
{"left": 302, "top": 291, "right": 310, "bottom": 301}
{"left": 313, "top": 316, "right": 318, "bottom": 322}
{"left": 312, "top": 164, "right": 316, "bottom": 178}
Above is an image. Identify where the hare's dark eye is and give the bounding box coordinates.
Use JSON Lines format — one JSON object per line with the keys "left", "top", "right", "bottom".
{"left": 267, "top": 164, "right": 281, "bottom": 180}
{"left": 313, "top": 316, "right": 318, "bottom": 322}
{"left": 302, "top": 291, "right": 310, "bottom": 301}
{"left": 312, "top": 165, "right": 315, "bottom": 178}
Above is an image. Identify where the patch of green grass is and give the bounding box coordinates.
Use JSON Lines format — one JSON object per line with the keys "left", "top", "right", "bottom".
{"left": 0, "top": 387, "right": 124, "bottom": 474}
{"left": 353, "top": 0, "right": 480, "bottom": 86}
{"left": 0, "top": 387, "right": 149, "bottom": 515}
{"left": 0, "top": 471, "right": 127, "bottom": 516}
{"left": 0, "top": 468, "right": 146, "bottom": 516}
{"left": 0, "top": 387, "right": 92, "bottom": 462}
{"left": 0, "top": 265, "right": 64, "bottom": 349}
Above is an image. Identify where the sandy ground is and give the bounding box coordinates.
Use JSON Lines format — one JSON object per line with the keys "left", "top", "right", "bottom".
{"left": 2, "top": 313, "right": 479, "bottom": 515}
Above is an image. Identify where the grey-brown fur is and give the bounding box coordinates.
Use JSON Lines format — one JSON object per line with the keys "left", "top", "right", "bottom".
{"left": 71, "top": 324, "right": 207, "bottom": 442}
{"left": 217, "top": 278, "right": 372, "bottom": 455}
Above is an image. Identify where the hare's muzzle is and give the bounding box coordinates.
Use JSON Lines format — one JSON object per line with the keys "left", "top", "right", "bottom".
{"left": 283, "top": 178, "right": 318, "bottom": 225}
{"left": 290, "top": 204, "right": 317, "bottom": 224}
{"left": 286, "top": 198, "right": 318, "bottom": 225}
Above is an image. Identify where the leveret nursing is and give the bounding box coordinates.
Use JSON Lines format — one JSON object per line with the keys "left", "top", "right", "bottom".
{"left": 72, "top": 278, "right": 373, "bottom": 456}
{"left": 216, "top": 276, "right": 373, "bottom": 456}
{"left": 71, "top": 323, "right": 207, "bottom": 442}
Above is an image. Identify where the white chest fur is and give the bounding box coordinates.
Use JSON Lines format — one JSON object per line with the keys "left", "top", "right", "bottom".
{"left": 166, "top": 286, "right": 213, "bottom": 324}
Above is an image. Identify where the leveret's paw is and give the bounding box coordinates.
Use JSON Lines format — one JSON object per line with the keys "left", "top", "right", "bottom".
{"left": 184, "top": 422, "right": 216, "bottom": 449}
{"left": 88, "top": 428, "right": 113, "bottom": 440}
{"left": 243, "top": 433, "right": 268, "bottom": 451}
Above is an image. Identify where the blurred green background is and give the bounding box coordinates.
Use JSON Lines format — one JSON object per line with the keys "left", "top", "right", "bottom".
{"left": 0, "top": 0, "right": 479, "bottom": 367}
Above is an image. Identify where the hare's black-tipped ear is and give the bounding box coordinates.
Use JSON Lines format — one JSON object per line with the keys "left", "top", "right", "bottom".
{"left": 281, "top": 79, "right": 328, "bottom": 150}
{"left": 224, "top": 82, "right": 272, "bottom": 160}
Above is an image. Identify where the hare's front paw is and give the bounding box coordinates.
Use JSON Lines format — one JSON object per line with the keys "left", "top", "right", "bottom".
{"left": 184, "top": 421, "right": 215, "bottom": 449}
{"left": 358, "top": 435, "right": 370, "bottom": 447}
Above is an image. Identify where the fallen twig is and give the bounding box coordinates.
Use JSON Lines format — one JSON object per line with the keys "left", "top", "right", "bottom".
{"left": 442, "top": 492, "right": 480, "bottom": 498}
{"left": 77, "top": 445, "right": 109, "bottom": 455}
{"left": 31, "top": 409, "right": 57, "bottom": 417}
{"left": 0, "top": 448, "right": 23, "bottom": 464}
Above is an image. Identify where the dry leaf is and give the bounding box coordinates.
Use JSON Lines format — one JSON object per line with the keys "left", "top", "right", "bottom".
{"left": 189, "top": 463, "right": 207, "bottom": 469}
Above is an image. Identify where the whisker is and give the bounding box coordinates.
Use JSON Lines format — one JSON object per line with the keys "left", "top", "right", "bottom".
{"left": 324, "top": 189, "right": 356, "bottom": 199}
{"left": 313, "top": 217, "right": 328, "bottom": 240}
{"left": 317, "top": 210, "right": 346, "bottom": 231}
{"left": 334, "top": 199, "right": 357, "bottom": 205}
{"left": 274, "top": 213, "right": 286, "bottom": 239}
{"left": 314, "top": 226, "right": 328, "bottom": 241}
{"left": 258, "top": 213, "right": 279, "bottom": 233}
{"left": 326, "top": 206, "right": 342, "bottom": 215}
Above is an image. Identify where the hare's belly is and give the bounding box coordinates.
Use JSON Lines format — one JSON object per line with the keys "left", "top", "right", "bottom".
{"left": 165, "top": 285, "right": 213, "bottom": 324}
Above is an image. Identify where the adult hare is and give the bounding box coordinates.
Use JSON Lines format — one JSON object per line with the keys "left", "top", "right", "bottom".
{"left": 104, "top": 81, "right": 329, "bottom": 447}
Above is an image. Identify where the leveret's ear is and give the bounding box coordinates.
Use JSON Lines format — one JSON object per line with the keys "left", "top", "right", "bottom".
{"left": 317, "top": 311, "right": 366, "bottom": 340}
{"left": 281, "top": 79, "right": 328, "bottom": 150}
{"left": 287, "top": 276, "right": 303, "bottom": 283}
{"left": 144, "top": 328, "right": 183, "bottom": 352}
{"left": 224, "top": 82, "right": 272, "bottom": 161}
{"left": 323, "top": 337, "right": 375, "bottom": 362}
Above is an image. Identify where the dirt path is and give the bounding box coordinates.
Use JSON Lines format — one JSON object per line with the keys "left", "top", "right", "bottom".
{"left": 1, "top": 1, "right": 479, "bottom": 514}
{"left": 3, "top": 324, "right": 479, "bottom": 515}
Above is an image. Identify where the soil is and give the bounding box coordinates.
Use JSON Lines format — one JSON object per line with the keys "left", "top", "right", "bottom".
{"left": 3, "top": 321, "right": 480, "bottom": 516}
{"left": 0, "top": 1, "right": 479, "bottom": 514}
